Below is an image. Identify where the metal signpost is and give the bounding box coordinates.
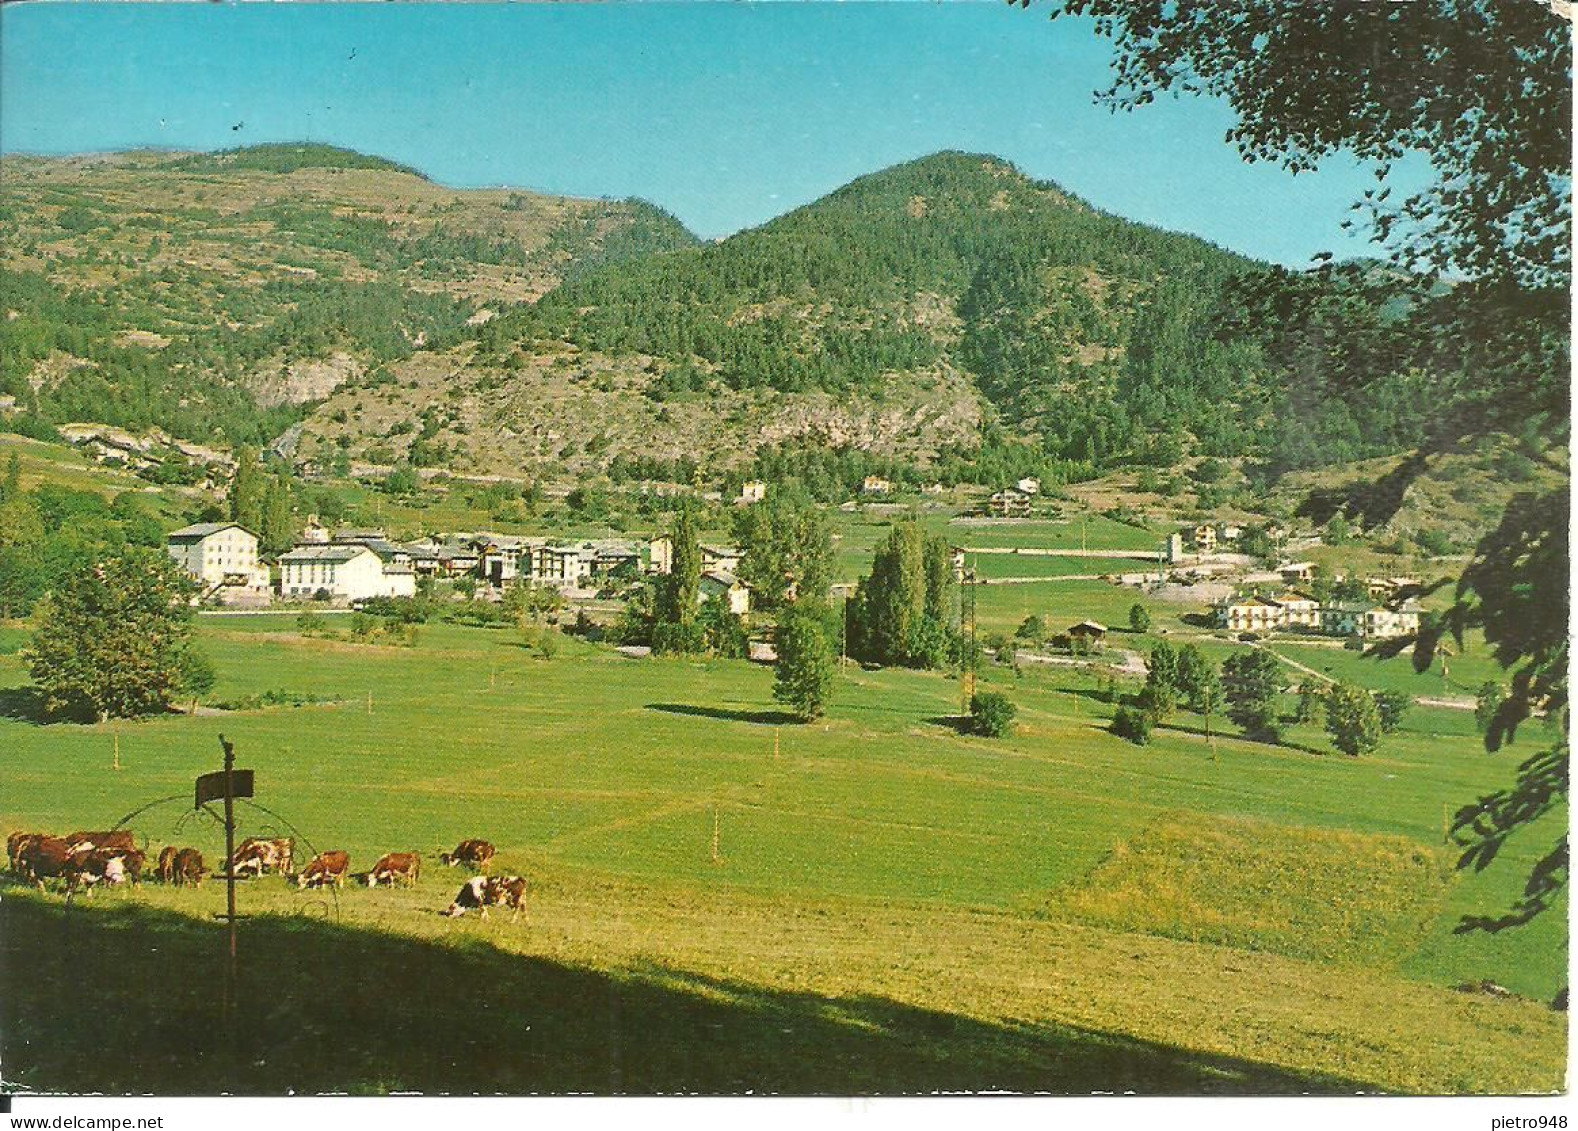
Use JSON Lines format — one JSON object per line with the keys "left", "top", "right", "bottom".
{"left": 197, "top": 734, "right": 254, "bottom": 1031}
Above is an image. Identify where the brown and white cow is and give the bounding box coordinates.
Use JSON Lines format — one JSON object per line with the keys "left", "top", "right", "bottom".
{"left": 440, "top": 839, "right": 495, "bottom": 872}
{"left": 297, "top": 850, "right": 350, "bottom": 889}
{"left": 8, "top": 832, "right": 49, "bottom": 874}
{"left": 64, "top": 830, "right": 136, "bottom": 854}
{"left": 67, "top": 845, "right": 143, "bottom": 892}
{"left": 172, "top": 848, "right": 207, "bottom": 887}
{"left": 367, "top": 852, "right": 420, "bottom": 888}
{"left": 444, "top": 874, "right": 528, "bottom": 919}
{"left": 18, "top": 836, "right": 76, "bottom": 888}
{"left": 231, "top": 837, "right": 294, "bottom": 879}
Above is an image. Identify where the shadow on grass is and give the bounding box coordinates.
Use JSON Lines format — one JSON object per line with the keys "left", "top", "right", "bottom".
{"left": 0, "top": 891, "right": 1373, "bottom": 1096}
{"left": 1150, "top": 721, "right": 1330, "bottom": 758}
{"left": 923, "top": 715, "right": 974, "bottom": 735}
{"left": 0, "top": 686, "right": 60, "bottom": 726}
{"left": 646, "top": 703, "right": 802, "bottom": 727}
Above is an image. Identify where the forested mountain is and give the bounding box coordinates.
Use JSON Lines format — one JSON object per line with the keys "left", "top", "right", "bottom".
{"left": 2, "top": 145, "right": 1453, "bottom": 491}
{"left": 494, "top": 152, "right": 1263, "bottom": 476}
{"left": 0, "top": 145, "right": 698, "bottom": 447}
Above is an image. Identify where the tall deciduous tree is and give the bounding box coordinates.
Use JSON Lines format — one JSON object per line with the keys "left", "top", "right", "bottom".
{"left": 652, "top": 500, "right": 705, "bottom": 655}
{"left": 850, "top": 522, "right": 957, "bottom": 668}
{"left": 732, "top": 485, "right": 833, "bottom": 611}
{"left": 260, "top": 471, "right": 295, "bottom": 555}
{"left": 1221, "top": 649, "right": 1284, "bottom": 744}
{"left": 1140, "top": 640, "right": 1180, "bottom": 719}
{"left": 1326, "top": 682, "right": 1384, "bottom": 757}
{"left": 25, "top": 547, "right": 205, "bottom": 721}
{"left": 774, "top": 604, "right": 836, "bottom": 721}
{"left": 228, "top": 446, "right": 265, "bottom": 533}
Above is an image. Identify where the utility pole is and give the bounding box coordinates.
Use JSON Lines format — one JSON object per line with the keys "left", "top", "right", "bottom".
{"left": 960, "top": 564, "right": 977, "bottom": 719}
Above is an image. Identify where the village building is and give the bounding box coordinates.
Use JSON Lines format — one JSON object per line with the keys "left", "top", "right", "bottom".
{"left": 1217, "top": 594, "right": 1286, "bottom": 634}
{"left": 860, "top": 475, "right": 892, "bottom": 497}
{"left": 1016, "top": 477, "right": 1041, "bottom": 496}
{"left": 332, "top": 530, "right": 414, "bottom": 571}
{"left": 474, "top": 535, "right": 530, "bottom": 587}
{"left": 398, "top": 535, "right": 479, "bottom": 579}
{"left": 279, "top": 543, "right": 416, "bottom": 602}
{"left": 1322, "top": 599, "right": 1422, "bottom": 640}
{"left": 701, "top": 570, "right": 751, "bottom": 618}
{"left": 1163, "top": 532, "right": 1186, "bottom": 564}
{"left": 737, "top": 481, "right": 767, "bottom": 504}
{"left": 648, "top": 535, "right": 673, "bottom": 576}
{"left": 1190, "top": 523, "right": 1218, "bottom": 553}
{"left": 588, "top": 541, "right": 642, "bottom": 581}
{"left": 1270, "top": 591, "right": 1321, "bottom": 629}
{"left": 1366, "top": 576, "right": 1423, "bottom": 601}
{"left": 1278, "top": 561, "right": 1315, "bottom": 583}
{"left": 986, "top": 488, "right": 1033, "bottom": 518}
{"left": 166, "top": 522, "right": 272, "bottom": 605}
{"left": 699, "top": 544, "right": 744, "bottom": 575}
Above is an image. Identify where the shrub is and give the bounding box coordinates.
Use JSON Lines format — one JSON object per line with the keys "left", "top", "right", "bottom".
{"left": 1112, "top": 705, "right": 1153, "bottom": 745}
{"left": 1373, "top": 690, "right": 1410, "bottom": 734}
{"left": 970, "top": 692, "right": 1017, "bottom": 738}
{"left": 1326, "top": 682, "right": 1384, "bottom": 756}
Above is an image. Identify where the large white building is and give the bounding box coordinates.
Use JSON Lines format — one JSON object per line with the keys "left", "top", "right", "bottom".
{"left": 1216, "top": 593, "right": 1421, "bottom": 640}
{"left": 166, "top": 522, "right": 271, "bottom": 605}
{"left": 279, "top": 544, "right": 416, "bottom": 602}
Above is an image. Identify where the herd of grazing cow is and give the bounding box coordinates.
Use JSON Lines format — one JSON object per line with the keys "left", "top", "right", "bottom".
{"left": 6, "top": 831, "right": 527, "bottom": 918}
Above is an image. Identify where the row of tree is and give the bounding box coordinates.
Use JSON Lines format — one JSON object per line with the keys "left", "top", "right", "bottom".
{"left": 1115, "top": 638, "right": 1410, "bottom": 756}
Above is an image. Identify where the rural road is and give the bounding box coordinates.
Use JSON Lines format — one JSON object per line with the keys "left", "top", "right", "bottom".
{"left": 964, "top": 547, "right": 1157, "bottom": 560}
{"left": 1261, "top": 644, "right": 1475, "bottom": 709}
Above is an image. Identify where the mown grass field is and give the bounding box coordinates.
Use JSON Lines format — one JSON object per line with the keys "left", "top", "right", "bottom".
{"left": 0, "top": 613, "right": 1565, "bottom": 1096}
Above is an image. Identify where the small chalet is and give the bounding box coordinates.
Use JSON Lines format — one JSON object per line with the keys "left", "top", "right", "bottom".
{"left": 1067, "top": 620, "right": 1107, "bottom": 644}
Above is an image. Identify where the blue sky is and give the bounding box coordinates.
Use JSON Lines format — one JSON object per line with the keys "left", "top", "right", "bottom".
{"left": 1, "top": 2, "right": 1428, "bottom": 266}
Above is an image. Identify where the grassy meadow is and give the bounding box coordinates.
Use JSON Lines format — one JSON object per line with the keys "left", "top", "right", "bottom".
{"left": 0, "top": 608, "right": 1566, "bottom": 1095}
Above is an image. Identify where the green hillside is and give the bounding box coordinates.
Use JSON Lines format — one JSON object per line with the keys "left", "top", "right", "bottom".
{"left": 0, "top": 145, "right": 698, "bottom": 448}
{"left": 0, "top": 146, "right": 1507, "bottom": 499}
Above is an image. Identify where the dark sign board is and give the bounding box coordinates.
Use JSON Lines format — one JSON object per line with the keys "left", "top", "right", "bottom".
{"left": 195, "top": 769, "right": 254, "bottom": 810}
